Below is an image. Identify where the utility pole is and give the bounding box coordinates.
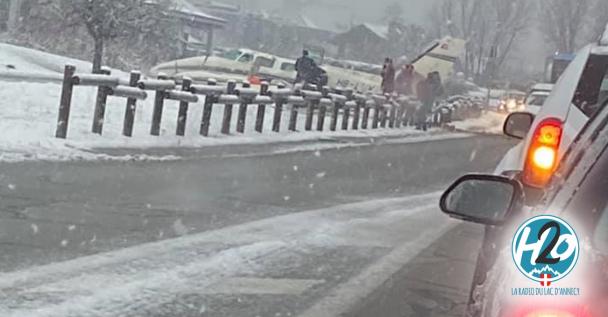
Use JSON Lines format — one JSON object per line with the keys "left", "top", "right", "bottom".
{"left": 485, "top": 45, "right": 498, "bottom": 110}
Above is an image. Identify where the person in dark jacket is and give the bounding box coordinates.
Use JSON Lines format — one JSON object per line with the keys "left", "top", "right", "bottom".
{"left": 381, "top": 58, "right": 396, "bottom": 95}
{"left": 295, "top": 50, "right": 316, "bottom": 84}
{"left": 415, "top": 73, "right": 434, "bottom": 131}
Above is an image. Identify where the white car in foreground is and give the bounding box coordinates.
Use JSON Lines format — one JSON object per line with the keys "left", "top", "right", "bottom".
{"left": 495, "top": 32, "right": 608, "bottom": 203}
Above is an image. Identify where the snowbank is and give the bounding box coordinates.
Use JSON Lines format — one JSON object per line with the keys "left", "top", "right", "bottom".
{"left": 451, "top": 111, "right": 507, "bottom": 134}
{"left": 0, "top": 79, "right": 456, "bottom": 162}
{"left": 0, "top": 43, "right": 475, "bottom": 162}
{"left": 0, "top": 42, "right": 92, "bottom": 74}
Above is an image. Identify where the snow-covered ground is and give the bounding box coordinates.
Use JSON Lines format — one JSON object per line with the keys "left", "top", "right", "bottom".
{"left": 452, "top": 111, "right": 507, "bottom": 134}
{"left": 0, "top": 43, "right": 495, "bottom": 162}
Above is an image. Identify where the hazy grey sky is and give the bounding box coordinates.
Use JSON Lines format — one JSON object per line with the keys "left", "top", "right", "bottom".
{"left": 229, "top": 0, "right": 439, "bottom": 29}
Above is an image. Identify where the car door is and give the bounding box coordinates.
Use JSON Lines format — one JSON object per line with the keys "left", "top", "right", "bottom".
{"left": 467, "top": 100, "right": 608, "bottom": 317}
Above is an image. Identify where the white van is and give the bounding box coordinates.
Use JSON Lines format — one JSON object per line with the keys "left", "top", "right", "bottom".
{"left": 496, "top": 32, "right": 608, "bottom": 202}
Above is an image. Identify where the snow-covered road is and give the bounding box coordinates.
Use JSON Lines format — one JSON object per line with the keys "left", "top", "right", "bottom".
{"left": 0, "top": 134, "right": 516, "bottom": 316}
{"left": 1, "top": 193, "right": 454, "bottom": 317}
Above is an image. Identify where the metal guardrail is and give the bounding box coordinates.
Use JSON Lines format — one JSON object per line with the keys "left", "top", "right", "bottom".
{"left": 52, "top": 64, "right": 474, "bottom": 139}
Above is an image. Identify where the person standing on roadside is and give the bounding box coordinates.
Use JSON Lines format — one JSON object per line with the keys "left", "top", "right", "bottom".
{"left": 295, "top": 50, "right": 316, "bottom": 84}
{"left": 415, "top": 73, "right": 434, "bottom": 131}
{"left": 381, "top": 58, "right": 396, "bottom": 95}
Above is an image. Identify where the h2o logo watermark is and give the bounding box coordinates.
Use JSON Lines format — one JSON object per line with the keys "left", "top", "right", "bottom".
{"left": 512, "top": 215, "right": 579, "bottom": 286}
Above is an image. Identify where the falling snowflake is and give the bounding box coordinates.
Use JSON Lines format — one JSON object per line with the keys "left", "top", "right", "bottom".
{"left": 469, "top": 150, "right": 477, "bottom": 162}
{"left": 31, "top": 223, "right": 39, "bottom": 234}
{"left": 283, "top": 196, "right": 291, "bottom": 201}
{"left": 68, "top": 225, "right": 76, "bottom": 231}
{"left": 61, "top": 240, "right": 68, "bottom": 247}
{"left": 316, "top": 172, "right": 326, "bottom": 178}
{"left": 293, "top": 165, "right": 299, "bottom": 171}
{"left": 8, "top": 184, "right": 15, "bottom": 190}
{"left": 314, "top": 150, "right": 321, "bottom": 157}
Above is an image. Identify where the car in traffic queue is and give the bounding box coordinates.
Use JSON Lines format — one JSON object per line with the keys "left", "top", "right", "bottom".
{"left": 523, "top": 83, "right": 554, "bottom": 115}
{"left": 497, "top": 90, "right": 527, "bottom": 113}
{"left": 440, "top": 96, "right": 608, "bottom": 317}
{"left": 495, "top": 30, "right": 608, "bottom": 205}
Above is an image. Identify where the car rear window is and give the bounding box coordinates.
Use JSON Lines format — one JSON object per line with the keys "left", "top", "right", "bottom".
{"left": 572, "top": 54, "right": 608, "bottom": 117}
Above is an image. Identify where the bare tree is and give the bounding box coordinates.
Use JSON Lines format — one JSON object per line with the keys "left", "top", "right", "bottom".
{"left": 383, "top": 2, "right": 405, "bottom": 24}
{"left": 428, "top": 0, "right": 532, "bottom": 81}
{"left": 590, "top": 0, "right": 608, "bottom": 40}
{"left": 539, "top": 0, "right": 590, "bottom": 53}
{"left": 15, "top": 0, "right": 178, "bottom": 73}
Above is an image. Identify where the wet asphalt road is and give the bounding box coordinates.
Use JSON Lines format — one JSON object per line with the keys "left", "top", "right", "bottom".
{"left": 0, "top": 134, "right": 515, "bottom": 316}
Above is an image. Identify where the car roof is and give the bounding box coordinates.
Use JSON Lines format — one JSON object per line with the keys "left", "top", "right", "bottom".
{"left": 600, "top": 23, "right": 608, "bottom": 46}
{"left": 531, "top": 83, "right": 554, "bottom": 91}
{"left": 530, "top": 91, "right": 551, "bottom": 96}
{"left": 238, "top": 48, "right": 278, "bottom": 60}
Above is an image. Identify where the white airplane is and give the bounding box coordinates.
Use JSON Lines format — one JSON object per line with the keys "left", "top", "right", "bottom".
{"left": 150, "top": 36, "right": 465, "bottom": 93}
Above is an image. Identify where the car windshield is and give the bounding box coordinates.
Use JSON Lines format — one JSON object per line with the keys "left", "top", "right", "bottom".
{"left": 219, "top": 49, "right": 243, "bottom": 61}
{"left": 2, "top": 0, "right": 608, "bottom": 316}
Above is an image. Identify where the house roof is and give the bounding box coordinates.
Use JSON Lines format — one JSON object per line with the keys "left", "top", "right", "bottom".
{"left": 172, "top": 0, "right": 227, "bottom": 28}
{"left": 361, "top": 23, "right": 389, "bottom": 40}
{"left": 333, "top": 23, "right": 393, "bottom": 44}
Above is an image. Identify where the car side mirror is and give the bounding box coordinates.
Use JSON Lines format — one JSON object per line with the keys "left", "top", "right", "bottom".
{"left": 439, "top": 174, "right": 524, "bottom": 226}
{"left": 503, "top": 112, "right": 535, "bottom": 139}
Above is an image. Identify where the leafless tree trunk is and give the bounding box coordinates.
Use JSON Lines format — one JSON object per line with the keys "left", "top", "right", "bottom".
{"left": 92, "top": 37, "right": 103, "bottom": 74}
{"left": 540, "top": 0, "right": 590, "bottom": 53}
{"left": 428, "top": 0, "right": 531, "bottom": 81}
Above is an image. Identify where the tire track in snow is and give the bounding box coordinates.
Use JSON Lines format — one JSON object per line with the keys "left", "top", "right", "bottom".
{"left": 0, "top": 191, "right": 445, "bottom": 316}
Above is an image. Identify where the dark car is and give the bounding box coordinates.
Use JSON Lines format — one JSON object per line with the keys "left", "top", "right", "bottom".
{"left": 440, "top": 97, "right": 608, "bottom": 316}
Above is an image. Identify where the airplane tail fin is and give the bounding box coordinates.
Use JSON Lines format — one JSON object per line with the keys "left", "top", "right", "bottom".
{"left": 410, "top": 37, "right": 466, "bottom": 81}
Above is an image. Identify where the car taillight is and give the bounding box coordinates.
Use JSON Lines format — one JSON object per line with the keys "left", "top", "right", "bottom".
{"left": 523, "top": 118, "right": 563, "bottom": 188}
{"left": 522, "top": 311, "right": 575, "bottom": 317}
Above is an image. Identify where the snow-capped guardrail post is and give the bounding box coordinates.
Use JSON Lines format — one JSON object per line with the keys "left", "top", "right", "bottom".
{"left": 301, "top": 90, "right": 322, "bottom": 131}
{"left": 255, "top": 82, "right": 269, "bottom": 133}
{"left": 316, "top": 87, "right": 328, "bottom": 131}
{"left": 221, "top": 80, "right": 237, "bottom": 135}
{"left": 149, "top": 74, "right": 169, "bottom": 136}
{"left": 122, "top": 71, "right": 142, "bottom": 137}
{"left": 200, "top": 78, "right": 218, "bottom": 136}
{"left": 236, "top": 82, "right": 254, "bottom": 133}
{"left": 91, "top": 67, "right": 111, "bottom": 135}
{"left": 379, "top": 97, "right": 389, "bottom": 128}
{"left": 351, "top": 93, "right": 363, "bottom": 130}
{"left": 388, "top": 100, "right": 398, "bottom": 128}
{"left": 160, "top": 79, "right": 199, "bottom": 137}
{"left": 289, "top": 89, "right": 303, "bottom": 132}
{"left": 361, "top": 98, "right": 372, "bottom": 130}
{"left": 175, "top": 77, "right": 192, "bottom": 136}
{"left": 329, "top": 95, "right": 340, "bottom": 132}
{"left": 394, "top": 97, "right": 405, "bottom": 128}
{"left": 371, "top": 99, "right": 381, "bottom": 129}
{"left": 270, "top": 84, "right": 288, "bottom": 133}
{"left": 55, "top": 64, "right": 76, "bottom": 139}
